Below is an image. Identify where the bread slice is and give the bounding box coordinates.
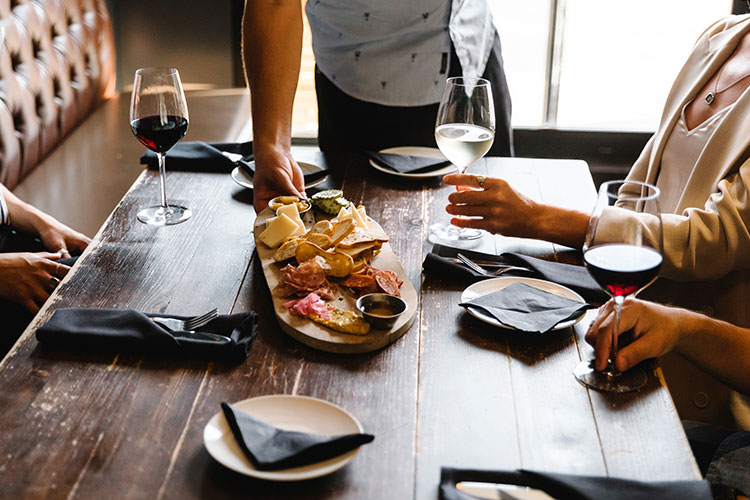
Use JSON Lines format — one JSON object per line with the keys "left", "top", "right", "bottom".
{"left": 330, "top": 218, "right": 356, "bottom": 246}
{"left": 305, "top": 232, "right": 333, "bottom": 249}
{"left": 337, "top": 227, "right": 389, "bottom": 248}
{"left": 273, "top": 237, "right": 302, "bottom": 262}
{"left": 308, "top": 220, "right": 333, "bottom": 236}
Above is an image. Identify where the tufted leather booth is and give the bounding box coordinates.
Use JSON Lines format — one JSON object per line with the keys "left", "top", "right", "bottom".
{"left": 0, "top": 0, "right": 115, "bottom": 189}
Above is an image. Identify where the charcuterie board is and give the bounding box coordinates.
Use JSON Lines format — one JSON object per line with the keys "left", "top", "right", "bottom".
{"left": 253, "top": 207, "right": 418, "bottom": 353}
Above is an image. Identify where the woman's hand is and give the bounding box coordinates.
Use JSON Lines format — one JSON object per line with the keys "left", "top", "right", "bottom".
{"left": 35, "top": 218, "right": 90, "bottom": 258}
{"left": 443, "top": 173, "right": 539, "bottom": 237}
{"left": 252, "top": 146, "right": 305, "bottom": 212}
{"left": 584, "top": 298, "right": 692, "bottom": 372}
{"left": 0, "top": 252, "right": 70, "bottom": 313}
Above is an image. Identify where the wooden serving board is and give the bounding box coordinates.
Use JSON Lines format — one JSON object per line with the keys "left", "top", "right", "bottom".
{"left": 253, "top": 208, "right": 418, "bottom": 353}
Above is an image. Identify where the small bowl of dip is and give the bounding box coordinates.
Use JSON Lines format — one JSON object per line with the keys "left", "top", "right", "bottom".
{"left": 356, "top": 293, "right": 407, "bottom": 330}
{"left": 269, "top": 195, "right": 311, "bottom": 214}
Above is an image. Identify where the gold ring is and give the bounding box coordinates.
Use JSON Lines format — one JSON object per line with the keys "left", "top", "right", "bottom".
{"left": 476, "top": 175, "right": 486, "bottom": 188}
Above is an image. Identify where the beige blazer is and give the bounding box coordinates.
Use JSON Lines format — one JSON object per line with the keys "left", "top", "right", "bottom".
{"left": 599, "top": 15, "right": 750, "bottom": 327}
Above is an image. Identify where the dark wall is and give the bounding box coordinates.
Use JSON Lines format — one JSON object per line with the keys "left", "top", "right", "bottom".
{"left": 106, "top": 0, "right": 244, "bottom": 90}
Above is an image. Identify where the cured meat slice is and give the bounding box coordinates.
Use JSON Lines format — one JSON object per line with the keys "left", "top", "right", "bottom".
{"left": 278, "top": 256, "right": 336, "bottom": 298}
{"left": 339, "top": 273, "right": 375, "bottom": 288}
{"left": 375, "top": 273, "right": 401, "bottom": 297}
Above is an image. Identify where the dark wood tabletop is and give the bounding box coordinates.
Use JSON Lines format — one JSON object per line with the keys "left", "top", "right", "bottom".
{"left": 0, "top": 126, "right": 700, "bottom": 497}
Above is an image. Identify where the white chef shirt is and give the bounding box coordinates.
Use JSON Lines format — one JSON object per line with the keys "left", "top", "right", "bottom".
{"left": 305, "top": 0, "right": 496, "bottom": 107}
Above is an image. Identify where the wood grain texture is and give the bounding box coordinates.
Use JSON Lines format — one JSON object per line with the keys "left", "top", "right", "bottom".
{"left": 0, "top": 150, "right": 699, "bottom": 500}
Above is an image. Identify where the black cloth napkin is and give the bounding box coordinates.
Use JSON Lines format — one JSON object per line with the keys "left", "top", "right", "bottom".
{"left": 365, "top": 150, "right": 451, "bottom": 174}
{"left": 459, "top": 282, "right": 592, "bottom": 333}
{"left": 220, "top": 402, "right": 374, "bottom": 471}
{"left": 426, "top": 244, "right": 609, "bottom": 304}
{"left": 36, "top": 308, "right": 258, "bottom": 362}
{"left": 440, "top": 467, "right": 714, "bottom": 500}
{"left": 141, "top": 141, "right": 253, "bottom": 173}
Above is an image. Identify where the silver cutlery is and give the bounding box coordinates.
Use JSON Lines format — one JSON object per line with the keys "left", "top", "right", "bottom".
{"left": 456, "top": 253, "right": 530, "bottom": 277}
{"left": 150, "top": 308, "right": 231, "bottom": 343}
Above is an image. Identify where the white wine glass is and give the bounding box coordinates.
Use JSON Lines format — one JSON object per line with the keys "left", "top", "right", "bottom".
{"left": 130, "top": 67, "right": 191, "bottom": 225}
{"left": 574, "top": 180, "right": 663, "bottom": 392}
{"left": 430, "top": 76, "right": 495, "bottom": 242}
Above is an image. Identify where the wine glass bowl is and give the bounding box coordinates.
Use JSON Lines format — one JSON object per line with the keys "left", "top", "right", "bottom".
{"left": 130, "top": 67, "right": 191, "bottom": 226}
{"left": 574, "top": 180, "right": 663, "bottom": 393}
{"left": 430, "top": 76, "right": 495, "bottom": 243}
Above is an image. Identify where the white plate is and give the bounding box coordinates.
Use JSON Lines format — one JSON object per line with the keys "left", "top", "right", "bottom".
{"left": 460, "top": 277, "right": 586, "bottom": 331}
{"left": 203, "top": 395, "right": 365, "bottom": 481}
{"left": 368, "top": 146, "right": 457, "bottom": 178}
{"left": 231, "top": 161, "right": 328, "bottom": 190}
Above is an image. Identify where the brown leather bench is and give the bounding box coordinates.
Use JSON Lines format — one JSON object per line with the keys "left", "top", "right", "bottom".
{"left": 5, "top": 0, "right": 250, "bottom": 237}
{"left": 0, "top": 0, "right": 115, "bottom": 189}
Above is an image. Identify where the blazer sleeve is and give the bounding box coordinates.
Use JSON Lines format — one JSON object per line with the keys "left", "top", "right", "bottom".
{"left": 596, "top": 156, "right": 750, "bottom": 282}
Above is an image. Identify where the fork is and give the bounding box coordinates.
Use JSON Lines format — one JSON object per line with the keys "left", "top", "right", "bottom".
{"left": 150, "top": 308, "right": 219, "bottom": 332}
{"left": 457, "top": 253, "right": 529, "bottom": 277}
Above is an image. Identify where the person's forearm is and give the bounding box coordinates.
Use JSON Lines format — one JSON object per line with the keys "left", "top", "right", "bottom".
{"left": 676, "top": 313, "right": 750, "bottom": 395}
{"left": 0, "top": 184, "right": 49, "bottom": 235}
{"left": 242, "top": 0, "right": 302, "bottom": 151}
{"left": 530, "top": 204, "right": 590, "bottom": 249}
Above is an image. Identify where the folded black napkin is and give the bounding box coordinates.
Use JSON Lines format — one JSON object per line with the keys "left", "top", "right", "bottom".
{"left": 36, "top": 308, "right": 258, "bottom": 361}
{"left": 426, "top": 244, "right": 609, "bottom": 304}
{"left": 365, "top": 150, "right": 451, "bottom": 174}
{"left": 141, "top": 142, "right": 330, "bottom": 185}
{"left": 459, "top": 282, "right": 592, "bottom": 333}
{"left": 220, "top": 402, "right": 374, "bottom": 471}
{"left": 141, "top": 141, "right": 253, "bottom": 173}
{"left": 440, "top": 467, "right": 713, "bottom": 500}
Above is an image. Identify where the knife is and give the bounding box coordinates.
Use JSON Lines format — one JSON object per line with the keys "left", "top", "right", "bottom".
{"left": 170, "top": 330, "right": 232, "bottom": 343}
{"left": 456, "top": 482, "right": 556, "bottom": 500}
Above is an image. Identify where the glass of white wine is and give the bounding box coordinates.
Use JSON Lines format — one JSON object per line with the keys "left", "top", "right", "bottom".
{"left": 431, "top": 76, "right": 495, "bottom": 242}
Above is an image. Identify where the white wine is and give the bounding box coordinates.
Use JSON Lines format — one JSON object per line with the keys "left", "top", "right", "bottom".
{"left": 435, "top": 123, "right": 494, "bottom": 170}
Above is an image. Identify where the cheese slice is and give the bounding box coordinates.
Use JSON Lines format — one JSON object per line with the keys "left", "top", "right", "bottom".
{"left": 351, "top": 205, "right": 369, "bottom": 229}
{"left": 260, "top": 213, "right": 302, "bottom": 248}
{"left": 276, "top": 203, "right": 305, "bottom": 233}
{"left": 336, "top": 205, "right": 353, "bottom": 222}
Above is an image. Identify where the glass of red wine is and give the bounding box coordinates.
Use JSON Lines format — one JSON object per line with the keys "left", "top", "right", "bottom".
{"left": 573, "top": 180, "right": 662, "bottom": 392}
{"left": 130, "top": 67, "right": 191, "bottom": 225}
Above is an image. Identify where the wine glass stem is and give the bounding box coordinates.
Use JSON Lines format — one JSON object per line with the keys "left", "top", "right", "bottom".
{"left": 157, "top": 152, "right": 168, "bottom": 210}
{"left": 609, "top": 295, "right": 625, "bottom": 376}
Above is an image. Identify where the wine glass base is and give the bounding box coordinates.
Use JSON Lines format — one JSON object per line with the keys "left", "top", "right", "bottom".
{"left": 137, "top": 205, "right": 192, "bottom": 226}
{"left": 573, "top": 359, "right": 647, "bottom": 393}
{"left": 428, "top": 222, "right": 483, "bottom": 242}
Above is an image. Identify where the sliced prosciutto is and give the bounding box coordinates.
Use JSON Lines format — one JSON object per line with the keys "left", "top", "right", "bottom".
{"left": 283, "top": 293, "right": 331, "bottom": 320}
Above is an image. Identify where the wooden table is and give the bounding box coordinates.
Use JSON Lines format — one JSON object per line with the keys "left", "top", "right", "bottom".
{"left": 0, "top": 148, "right": 700, "bottom": 498}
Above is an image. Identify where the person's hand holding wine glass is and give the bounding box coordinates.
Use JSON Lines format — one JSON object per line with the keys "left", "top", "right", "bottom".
{"left": 574, "top": 180, "right": 663, "bottom": 392}
{"left": 430, "top": 76, "right": 495, "bottom": 243}
{"left": 130, "top": 67, "right": 191, "bottom": 226}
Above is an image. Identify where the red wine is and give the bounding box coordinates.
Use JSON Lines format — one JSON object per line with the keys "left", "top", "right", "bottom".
{"left": 130, "top": 115, "right": 188, "bottom": 153}
{"left": 584, "top": 244, "right": 662, "bottom": 297}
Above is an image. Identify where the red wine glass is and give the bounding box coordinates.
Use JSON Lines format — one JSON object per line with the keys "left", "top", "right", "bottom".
{"left": 573, "top": 180, "right": 662, "bottom": 392}
{"left": 130, "top": 67, "right": 191, "bottom": 225}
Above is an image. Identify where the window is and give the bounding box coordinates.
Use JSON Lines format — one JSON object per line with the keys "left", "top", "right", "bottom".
{"left": 491, "top": 0, "right": 732, "bottom": 130}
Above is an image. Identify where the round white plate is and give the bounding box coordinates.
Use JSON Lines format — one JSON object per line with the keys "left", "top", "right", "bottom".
{"left": 368, "top": 146, "right": 456, "bottom": 178}
{"left": 460, "top": 276, "right": 586, "bottom": 331}
{"left": 231, "top": 161, "right": 328, "bottom": 190}
{"left": 203, "top": 395, "right": 365, "bottom": 481}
